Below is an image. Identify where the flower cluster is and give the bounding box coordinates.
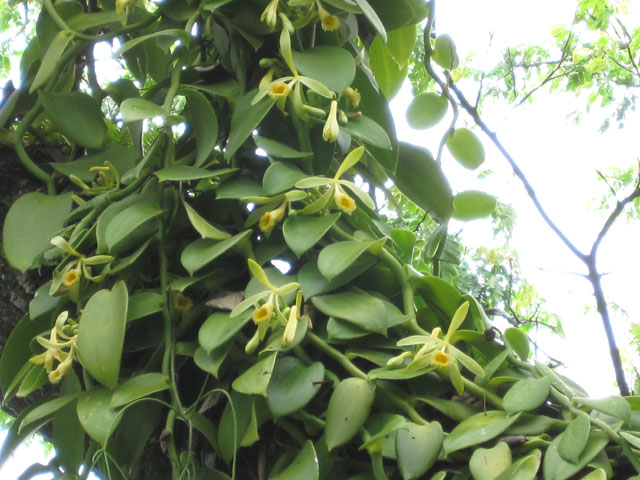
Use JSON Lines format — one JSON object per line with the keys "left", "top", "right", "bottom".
{"left": 30, "top": 311, "right": 78, "bottom": 384}
{"left": 388, "top": 302, "right": 485, "bottom": 394}
{"left": 69, "top": 161, "right": 121, "bottom": 197}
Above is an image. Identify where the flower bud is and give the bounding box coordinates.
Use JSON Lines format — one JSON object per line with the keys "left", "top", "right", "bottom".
{"left": 322, "top": 100, "right": 339, "bottom": 142}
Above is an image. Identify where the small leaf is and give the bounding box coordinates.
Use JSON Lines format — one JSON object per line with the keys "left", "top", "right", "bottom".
{"left": 232, "top": 352, "right": 278, "bottom": 396}
{"left": 30, "top": 31, "right": 72, "bottom": 93}
{"left": 157, "top": 165, "right": 235, "bottom": 182}
{"left": 20, "top": 393, "right": 80, "bottom": 433}
{"left": 77, "top": 281, "right": 128, "bottom": 388}
{"left": 452, "top": 190, "right": 497, "bottom": 221}
{"left": 76, "top": 388, "right": 120, "bottom": 446}
{"left": 194, "top": 345, "right": 231, "bottom": 378}
{"left": 505, "top": 328, "right": 530, "bottom": 360}
{"left": 406, "top": 92, "right": 448, "bottom": 129}
{"left": 325, "top": 378, "right": 375, "bottom": 450}
{"left": 443, "top": 411, "right": 521, "bottom": 455}
{"left": 446, "top": 128, "right": 485, "bottom": 170}
{"left": 559, "top": 412, "right": 590, "bottom": 463}
{"left": 396, "top": 422, "right": 443, "bottom": 479}
{"left": 283, "top": 213, "right": 340, "bottom": 257}
{"left": 542, "top": 431, "right": 608, "bottom": 480}
{"left": 114, "top": 29, "right": 190, "bottom": 56}
{"left": 292, "top": 46, "right": 356, "bottom": 93}
{"left": 269, "top": 440, "right": 319, "bottom": 480}
{"left": 254, "top": 135, "right": 312, "bottom": 159}
{"left": 182, "top": 199, "right": 231, "bottom": 240}
{"left": 317, "top": 240, "right": 376, "bottom": 281}
{"left": 495, "top": 449, "right": 542, "bottom": 480}
{"left": 225, "top": 90, "right": 275, "bottom": 160}
{"left": 503, "top": 377, "right": 552, "bottom": 416}
{"left": 263, "top": 162, "right": 306, "bottom": 195}
{"left": 183, "top": 88, "right": 218, "bottom": 166}
{"left": 579, "top": 469, "right": 607, "bottom": 480}
{"left": 312, "top": 292, "right": 387, "bottom": 335}
{"left": 104, "top": 202, "right": 163, "bottom": 253}
{"left": 126, "top": 291, "right": 164, "bottom": 322}
{"left": 198, "top": 310, "right": 253, "bottom": 353}
{"left": 469, "top": 442, "right": 512, "bottom": 480}
{"left": 120, "top": 98, "right": 175, "bottom": 123}
{"left": 110, "top": 373, "right": 170, "bottom": 408}
{"left": 432, "top": 34, "right": 460, "bottom": 70}
{"left": 181, "top": 230, "right": 252, "bottom": 275}
{"left": 574, "top": 396, "right": 631, "bottom": 423}
{"left": 2, "top": 192, "right": 72, "bottom": 272}
{"left": 342, "top": 115, "right": 392, "bottom": 149}
{"left": 266, "top": 357, "right": 324, "bottom": 419}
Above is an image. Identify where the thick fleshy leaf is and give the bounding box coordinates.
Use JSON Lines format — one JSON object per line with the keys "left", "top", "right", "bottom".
{"left": 193, "top": 344, "right": 231, "bottom": 378}
{"left": 446, "top": 128, "right": 485, "bottom": 170}
{"left": 406, "top": 92, "right": 448, "bottom": 129}
{"left": 283, "top": 213, "right": 340, "bottom": 257}
{"left": 394, "top": 143, "right": 452, "bottom": 222}
{"left": 414, "top": 397, "right": 479, "bottom": 422}
{"left": 76, "top": 388, "right": 120, "bottom": 446}
{"left": 298, "top": 255, "right": 377, "bottom": 298}
{"left": 225, "top": 89, "right": 276, "bottom": 160}
{"left": 452, "top": 190, "right": 497, "bottom": 221}
{"left": 325, "top": 378, "right": 375, "bottom": 450}
{"left": 495, "top": 449, "right": 542, "bottom": 480}
{"left": 354, "top": 0, "right": 387, "bottom": 42}
{"left": 181, "top": 230, "right": 252, "bottom": 275}
{"left": 105, "top": 202, "right": 163, "bottom": 253}
{"left": 156, "top": 165, "right": 235, "bottom": 182}
{"left": 53, "top": 373, "right": 84, "bottom": 475}
{"left": 369, "top": 35, "right": 407, "bottom": 100}
{"left": 266, "top": 357, "right": 324, "bottom": 419}
{"left": 183, "top": 88, "right": 218, "bottom": 166}
{"left": 40, "top": 91, "right": 107, "bottom": 149}
{"left": 432, "top": 34, "right": 460, "bottom": 70}
{"left": 19, "top": 393, "right": 81, "bottom": 433}
{"left": 120, "top": 98, "right": 179, "bottom": 123}
{"left": 263, "top": 162, "right": 306, "bottom": 195}
{"left": 469, "top": 442, "right": 512, "bottom": 480}
{"left": 342, "top": 115, "right": 392, "bottom": 150}
{"left": 198, "top": 310, "right": 253, "bottom": 353}
{"left": 181, "top": 199, "right": 232, "bottom": 240}
{"left": 443, "top": 411, "right": 521, "bottom": 455}
{"left": 503, "top": 377, "right": 552, "bottom": 416}
{"left": 77, "top": 281, "right": 128, "bottom": 388}
{"left": 505, "top": 327, "right": 530, "bottom": 361}
{"left": 292, "top": 46, "right": 355, "bottom": 93}
{"left": 110, "top": 373, "right": 170, "bottom": 408}
{"left": 574, "top": 396, "right": 631, "bottom": 423}
{"left": 312, "top": 292, "right": 387, "bottom": 334}
{"left": 396, "top": 422, "right": 443, "bottom": 479}
{"left": 2, "top": 192, "right": 72, "bottom": 272}
{"left": 126, "top": 291, "right": 163, "bottom": 322}
{"left": 270, "top": 440, "right": 319, "bottom": 480}
{"left": 542, "top": 431, "right": 608, "bottom": 480}
{"left": 30, "top": 31, "right": 72, "bottom": 93}
{"left": 317, "top": 240, "right": 378, "bottom": 281}
{"left": 559, "top": 412, "right": 590, "bottom": 463}
{"left": 254, "top": 135, "right": 312, "bottom": 159}
{"left": 232, "top": 352, "right": 277, "bottom": 396}
{"left": 366, "top": 0, "right": 430, "bottom": 29}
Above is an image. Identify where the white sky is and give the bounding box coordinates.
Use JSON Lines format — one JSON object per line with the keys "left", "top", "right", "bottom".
{"left": 391, "top": 0, "right": 640, "bottom": 396}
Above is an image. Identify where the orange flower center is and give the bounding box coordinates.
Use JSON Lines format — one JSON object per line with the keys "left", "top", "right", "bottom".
{"left": 63, "top": 269, "right": 80, "bottom": 287}
{"left": 432, "top": 351, "right": 450, "bottom": 367}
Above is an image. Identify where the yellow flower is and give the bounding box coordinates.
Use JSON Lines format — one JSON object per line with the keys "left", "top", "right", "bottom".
{"left": 30, "top": 311, "right": 77, "bottom": 384}
{"left": 343, "top": 87, "right": 361, "bottom": 108}
{"left": 323, "top": 100, "right": 339, "bottom": 142}
{"left": 318, "top": 6, "right": 340, "bottom": 31}
{"left": 268, "top": 81, "right": 292, "bottom": 99}
{"left": 432, "top": 350, "right": 451, "bottom": 367}
{"left": 63, "top": 267, "right": 81, "bottom": 287}
{"left": 253, "top": 302, "right": 274, "bottom": 324}
{"left": 115, "top": 0, "right": 136, "bottom": 14}
{"left": 282, "top": 305, "right": 298, "bottom": 346}
{"left": 260, "top": 0, "right": 279, "bottom": 30}
{"left": 48, "top": 352, "right": 74, "bottom": 384}
{"left": 260, "top": 67, "right": 276, "bottom": 90}
{"left": 334, "top": 187, "right": 356, "bottom": 215}
{"left": 259, "top": 206, "right": 286, "bottom": 233}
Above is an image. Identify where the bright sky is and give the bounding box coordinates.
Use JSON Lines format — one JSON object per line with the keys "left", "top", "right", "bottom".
{"left": 390, "top": 0, "right": 640, "bottom": 396}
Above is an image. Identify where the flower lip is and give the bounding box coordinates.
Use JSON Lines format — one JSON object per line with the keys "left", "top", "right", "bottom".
{"left": 63, "top": 268, "right": 81, "bottom": 287}
{"left": 432, "top": 350, "right": 451, "bottom": 367}
{"left": 253, "top": 302, "right": 274, "bottom": 324}
{"left": 334, "top": 187, "right": 356, "bottom": 215}
{"left": 269, "top": 82, "right": 291, "bottom": 98}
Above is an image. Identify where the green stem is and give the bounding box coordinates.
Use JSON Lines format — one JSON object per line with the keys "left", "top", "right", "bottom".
{"left": 163, "top": 53, "right": 186, "bottom": 111}
{"left": 42, "top": 0, "right": 97, "bottom": 41}
{"left": 164, "top": 408, "right": 181, "bottom": 478}
{"left": 275, "top": 418, "right": 307, "bottom": 446}
{"left": 462, "top": 377, "right": 504, "bottom": 409}
{"left": 306, "top": 331, "right": 367, "bottom": 379}
{"left": 370, "top": 451, "right": 389, "bottom": 480}
{"left": 376, "top": 383, "right": 427, "bottom": 425}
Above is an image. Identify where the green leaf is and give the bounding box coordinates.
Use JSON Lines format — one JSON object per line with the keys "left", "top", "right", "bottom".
{"left": 263, "top": 162, "right": 306, "bottom": 195}
{"left": 40, "top": 91, "right": 106, "bottom": 149}
{"left": 67, "top": 10, "right": 124, "bottom": 30}
{"left": 51, "top": 143, "right": 139, "bottom": 183}
{"left": 452, "top": 190, "right": 497, "bottom": 221}
{"left": 266, "top": 357, "right": 324, "bottom": 419}
{"left": 3, "top": 192, "right": 72, "bottom": 272}
{"left": 76, "top": 388, "right": 120, "bottom": 446}
{"left": 183, "top": 88, "right": 219, "bottom": 166}
{"left": 181, "top": 230, "right": 252, "bottom": 275}
{"left": 396, "top": 422, "right": 443, "bottom": 479}
{"left": 503, "top": 377, "right": 552, "bottom": 416}
{"left": 254, "top": 135, "right": 312, "bottom": 159}
{"left": 105, "top": 202, "right": 163, "bottom": 253}
{"left": 394, "top": 143, "right": 452, "bottom": 222}
{"left": 225, "top": 89, "right": 276, "bottom": 160}
{"left": 542, "top": 431, "right": 608, "bottom": 480}
{"left": 469, "top": 442, "right": 512, "bottom": 480}
{"left": 342, "top": 115, "right": 392, "bottom": 149}
{"left": 298, "top": 255, "right": 376, "bottom": 298}
{"left": 579, "top": 469, "right": 607, "bottom": 480}
{"left": 325, "top": 378, "right": 375, "bottom": 450}
{"left": 366, "top": 0, "right": 430, "bottom": 29}
{"left": 114, "top": 29, "right": 190, "bottom": 56}
{"left": 446, "top": 128, "right": 485, "bottom": 170}
{"left": 120, "top": 98, "right": 178, "bottom": 123}
{"left": 126, "top": 291, "right": 163, "bottom": 322}
{"left": 387, "top": 25, "right": 418, "bottom": 68}
{"left": 194, "top": 344, "right": 232, "bottom": 378}
{"left": 283, "top": 213, "right": 340, "bottom": 257}
{"left": 406, "top": 92, "right": 448, "bottom": 129}
{"left": 292, "top": 46, "right": 356, "bottom": 93}
{"left": 413, "top": 396, "right": 479, "bottom": 422}
{"left": 30, "top": 31, "right": 72, "bottom": 93}
{"left": 232, "top": 352, "right": 278, "bottom": 396}
{"left": 369, "top": 35, "right": 407, "bottom": 100}
{"left": 495, "top": 449, "right": 542, "bottom": 480}
{"left": 181, "top": 199, "right": 231, "bottom": 240}
{"left": 312, "top": 292, "right": 388, "bottom": 335}
{"left": 574, "top": 396, "right": 631, "bottom": 423}
{"left": 506, "top": 414, "right": 562, "bottom": 436}
{"left": 432, "top": 34, "right": 460, "bottom": 70}
{"left": 443, "top": 411, "right": 521, "bottom": 455}
{"left": 157, "top": 165, "right": 234, "bottom": 182}
{"left": 20, "top": 393, "right": 80, "bottom": 433}
{"left": 317, "top": 240, "right": 377, "bottom": 281}
{"left": 110, "top": 373, "right": 170, "bottom": 408}
{"left": 505, "top": 327, "right": 530, "bottom": 360}
{"left": 269, "top": 440, "right": 319, "bottom": 480}
{"left": 77, "top": 281, "right": 128, "bottom": 389}
{"left": 559, "top": 412, "right": 590, "bottom": 463}
{"left": 199, "top": 310, "right": 253, "bottom": 353}
{"left": 354, "top": 0, "right": 387, "bottom": 42}
{"left": 53, "top": 373, "right": 84, "bottom": 475}
{"left": 189, "top": 411, "right": 219, "bottom": 453}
